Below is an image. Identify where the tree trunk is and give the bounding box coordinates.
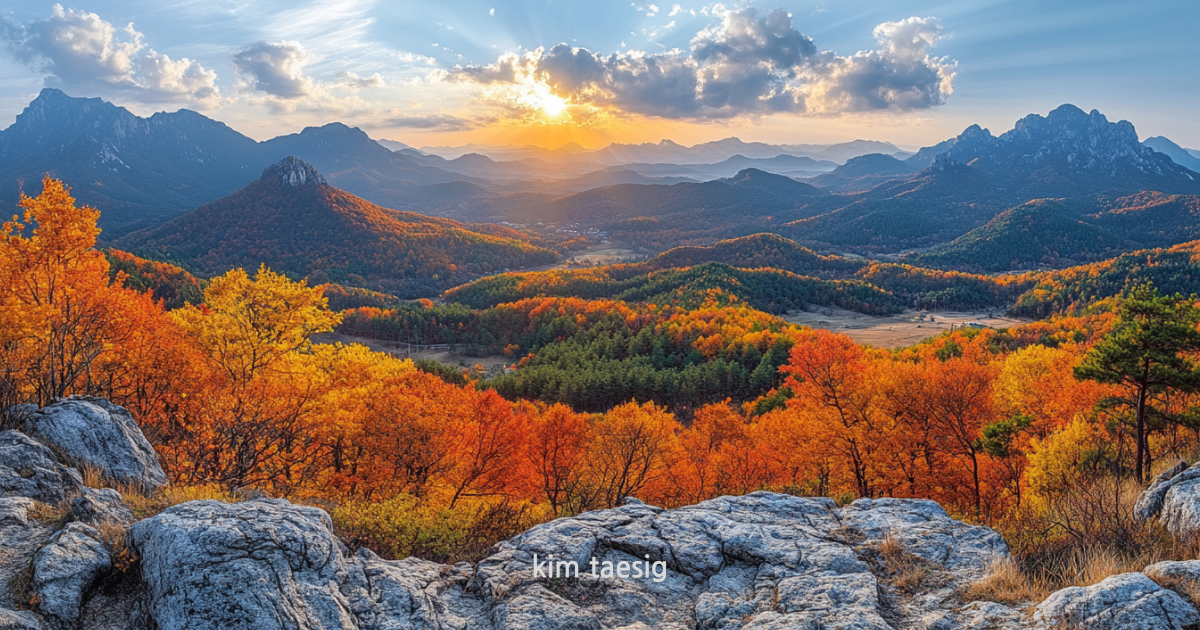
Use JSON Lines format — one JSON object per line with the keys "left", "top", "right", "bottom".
{"left": 1135, "top": 386, "right": 1148, "bottom": 484}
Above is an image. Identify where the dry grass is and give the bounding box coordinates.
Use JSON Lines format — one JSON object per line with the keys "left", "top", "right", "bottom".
{"left": 122, "top": 483, "right": 243, "bottom": 520}
{"left": 874, "top": 532, "right": 939, "bottom": 594}
{"left": 965, "top": 546, "right": 1162, "bottom": 606}
{"left": 92, "top": 520, "right": 138, "bottom": 574}
{"left": 27, "top": 499, "right": 72, "bottom": 528}
{"left": 963, "top": 557, "right": 1043, "bottom": 605}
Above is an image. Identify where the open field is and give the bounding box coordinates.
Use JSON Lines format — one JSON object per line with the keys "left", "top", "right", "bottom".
{"left": 311, "top": 332, "right": 515, "bottom": 376}
{"left": 782, "top": 307, "right": 1031, "bottom": 349}
{"left": 568, "top": 241, "right": 641, "bottom": 265}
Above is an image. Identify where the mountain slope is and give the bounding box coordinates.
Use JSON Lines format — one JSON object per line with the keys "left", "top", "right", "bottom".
{"left": 807, "top": 153, "right": 917, "bottom": 192}
{"left": 1010, "top": 240, "right": 1200, "bottom": 316}
{"left": 0, "top": 90, "right": 484, "bottom": 236}
{"left": 909, "top": 199, "right": 1138, "bottom": 271}
{"left": 919, "top": 105, "right": 1200, "bottom": 198}
{"left": 0, "top": 89, "right": 261, "bottom": 236}
{"left": 1143, "top": 136, "right": 1200, "bottom": 172}
{"left": 121, "top": 157, "right": 556, "bottom": 295}
{"left": 538, "top": 168, "right": 826, "bottom": 224}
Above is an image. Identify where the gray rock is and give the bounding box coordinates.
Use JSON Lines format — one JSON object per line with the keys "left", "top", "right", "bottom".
{"left": 120, "top": 492, "right": 1028, "bottom": 630}
{"left": 31, "top": 522, "right": 112, "bottom": 630}
{"left": 1160, "top": 473, "right": 1200, "bottom": 541}
{"left": 0, "top": 431, "right": 83, "bottom": 504}
{"left": 1135, "top": 460, "right": 1199, "bottom": 522}
{"left": 0, "top": 498, "right": 55, "bottom": 610}
{"left": 24, "top": 397, "right": 167, "bottom": 491}
{"left": 923, "top": 601, "right": 1028, "bottom": 629}
{"left": 1145, "top": 559, "right": 1200, "bottom": 584}
{"left": 1033, "top": 572, "right": 1200, "bottom": 629}
{"left": 839, "top": 497, "right": 1010, "bottom": 576}
{"left": 0, "top": 608, "right": 44, "bottom": 630}
{"left": 68, "top": 488, "right": 135, "bottom": 527}
{"left": 129, "top": 498, "right": 359, "bottom": 630}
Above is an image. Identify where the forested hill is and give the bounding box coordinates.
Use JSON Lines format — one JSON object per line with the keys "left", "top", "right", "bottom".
{"left": 443, "top": 262, "right": 906, "bottom": 315}
{"left": 445, "top": 234, "right": 1029, "bottom": 312}
{"left": 121, "top": 157, "right": 557, "bottom": 296}
{"left": 1009, "top": 240, "right": 1200, "bottom": 316}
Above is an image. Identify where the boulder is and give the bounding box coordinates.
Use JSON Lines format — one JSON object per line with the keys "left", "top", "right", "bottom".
{"left": 23, "top": 397, "right": 167, "bottom": 491}
{"left": 129, "top": 498, "right": 360, "bottom": 630}
{"left": 30, "top": 522, "right": 112, "bottom": 630}
{"left": 0, "top": 498, "right": 55, "bottom": 610}
{"left": 1161, "top": 476, "right": 1200, "bottom": 541}
{"left": 68, "top": 488, "right": 135, "bottom": 527}
{"left": 1033, "top": 572, "right": 1200, "bottom": 629}
{"left": 0, "top": 431, "right": 82, "bottom": 504}
{"left": 473, "top": 492, "right": 1008, "bottom": 630}
{"left": 1135, "top": 460, "right": 1200, "bottom": 522}
{"left": 838, "top": 497, "right": 1009, "bottom": 575}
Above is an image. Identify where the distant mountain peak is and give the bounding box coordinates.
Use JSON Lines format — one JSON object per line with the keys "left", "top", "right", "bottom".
{"left": 261, "top": 156, "right": 326, "bottom": 187}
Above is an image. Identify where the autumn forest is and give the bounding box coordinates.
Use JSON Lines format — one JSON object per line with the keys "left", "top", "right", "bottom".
{"left": 8, "top": 174, "right": 1200, "bottom": 587}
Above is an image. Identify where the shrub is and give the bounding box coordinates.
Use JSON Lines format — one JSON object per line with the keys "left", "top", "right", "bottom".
{"left": 332, "top": 494, "right": 551, "bottom": 563}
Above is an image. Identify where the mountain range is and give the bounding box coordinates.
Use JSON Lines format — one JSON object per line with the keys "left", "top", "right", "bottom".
{"left": 4, "top": 89, "right": 1200, "bottom": 278}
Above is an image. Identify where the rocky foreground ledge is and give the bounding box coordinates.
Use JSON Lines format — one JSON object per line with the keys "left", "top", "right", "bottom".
{"left": 5, "top": 398, "right": 1200, "bottom": 629}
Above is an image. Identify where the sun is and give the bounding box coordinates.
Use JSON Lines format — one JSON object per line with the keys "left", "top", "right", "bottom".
{"left": 538, "top": 92, "right": 568, "bottom": 118}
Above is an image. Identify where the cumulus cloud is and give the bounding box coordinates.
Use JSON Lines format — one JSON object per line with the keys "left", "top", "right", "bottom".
{"left": 0, "top": 4, "right": 220, "bottom": 107}
{"left": 448, "top": 8, "right": 956, "bottom": 120}
{"left": 231, "top": 40, "right": 317, "bottom": 99}
{"left": 231, "top": 40, "right": 386, "bottom": 114}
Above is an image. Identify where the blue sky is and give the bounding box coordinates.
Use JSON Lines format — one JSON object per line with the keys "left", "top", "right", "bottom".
{"left": 0, "top": 0, "right": 1196, "bottom": 149}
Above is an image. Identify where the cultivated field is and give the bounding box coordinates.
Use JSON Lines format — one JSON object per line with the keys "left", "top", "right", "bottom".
{"left": 782, "top": 307, "right": 1030, "bottom": 348}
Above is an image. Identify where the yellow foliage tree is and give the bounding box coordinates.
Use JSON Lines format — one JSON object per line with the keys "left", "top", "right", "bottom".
{"left": 0, "top": 177, "right": 138, "bottom": 410}
{"left": 172, "top": 265, "right": 342, "bottom": 387}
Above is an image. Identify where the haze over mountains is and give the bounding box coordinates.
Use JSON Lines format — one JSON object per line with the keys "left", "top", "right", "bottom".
{"left": 3, "top": 89, "right": 1200, "bottom": 280}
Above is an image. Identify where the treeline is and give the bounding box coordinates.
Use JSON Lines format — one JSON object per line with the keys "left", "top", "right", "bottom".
{"left": 854, "top": 263, "right": 1032, "bottom": 311}
{"left": 444, "top": 262, "right": 906, "bottom": 314}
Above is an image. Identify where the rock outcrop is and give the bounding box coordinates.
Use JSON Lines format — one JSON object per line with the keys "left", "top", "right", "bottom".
{"left": 1134, "top": 459, "right": 1200, "bottom": 541}
{"left": 127, "top": 492, "right": 1011, "bottom": 630}
{"left": 0, "top": 498, "right": 55, "bottom": 610}
{"left": 30, "top": 523, "right": 112, "bottom": 630}
{"left": 0, "top": 608, "right": 44, "bottom": 630}
{"left": 1033, "top": 572, "right": 1200, "bottom": 629}
{"left": 23, "top": 398, "right": 167, "bottom": 491}
{"left": 129, "top": 498, "right": 359, "bottom": 630}
{"left": 0, "top": 431, "right": 83, "bottom": 504}
{"left": 69, "top": 488, "right": 135, "bottom": 527}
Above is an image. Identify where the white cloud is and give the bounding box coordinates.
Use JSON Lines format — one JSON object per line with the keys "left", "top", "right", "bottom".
{"left": 0, "top": 4, "right": 221, "bottom": 107}
{"left": 231, "top": 40, "right": 316, "bottom": 99}
{"left": 334, "top": 70, "right": 384, "bottom": 89}
{"left": 449, "top": 9, "right": 957, "bottom": 120}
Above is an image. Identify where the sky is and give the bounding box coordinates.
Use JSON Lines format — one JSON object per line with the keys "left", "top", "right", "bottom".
{"left": 0, "top": 0, "right": 1197, "bottom": 150}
